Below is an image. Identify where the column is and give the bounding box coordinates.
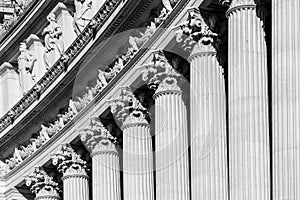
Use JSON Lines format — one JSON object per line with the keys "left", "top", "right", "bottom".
{"left": 26, "top": 34, "right": 47, "bottom": 82}
{"left": 0, "top": 62, "right": 21, "bottom": 116}
{"left": 272, "top": 1, "right": 300, "bottom": 200}
{"left": 222, "top": 0, "right": 270, "bottom": 200}
{"left": 80, "top": 117, "right": 121, "bottom": 200}
{"left": 109, "top": 87, "right": 154, "bottom": 200}
{"left": 51, "top": 143, "right": 89, "bottom": 200}
{"left": 142, "top": 51, "right": 190, "bottom": 200}
{"left": 25, "top": 167, "right": 60, "bottom": 200}
{"left": 175, "top": 8, "right": 228, "bottom": 200}
{"left": 51, "top": 3, "right": 77, "bottom": 49}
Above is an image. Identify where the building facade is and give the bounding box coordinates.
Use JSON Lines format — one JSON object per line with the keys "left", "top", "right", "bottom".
{"left": 0, "top": 0, "right": 298, "bottom": 200}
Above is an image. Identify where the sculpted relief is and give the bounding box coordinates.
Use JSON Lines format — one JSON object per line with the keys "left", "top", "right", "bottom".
{"left": 43, "top": 13, "right": 64, "bottom": 70}
{"left": 18, "top": 42, "right": 36, "bottom": 94}
{"left": 74, "top": 0, "right": 93, "bottom": 35}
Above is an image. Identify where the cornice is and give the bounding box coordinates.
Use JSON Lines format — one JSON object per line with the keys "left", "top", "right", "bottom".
{"left": 0, "top": 0, "right": 59, "bottom": 59}
{"left": 0, "top": 0, "right": 125, "bottom": 138}
{"left": 2, "top": 0, "right": 191, "bottom": 187}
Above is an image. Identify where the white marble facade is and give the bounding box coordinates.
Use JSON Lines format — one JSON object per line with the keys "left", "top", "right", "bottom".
{"left": 0, "top": 0, "right": 299, "bottom": 200}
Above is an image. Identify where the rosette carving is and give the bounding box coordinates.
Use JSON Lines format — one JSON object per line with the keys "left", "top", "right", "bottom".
{"left": 51, "top": 143, "right": 88, "bottom": 176}
{"left": 175, "top": 8, "right": 217, "bottom": 53}
{"left": 109, "top": 87, "right": 148, "bottom": 125}
{"left": 79, "top": 118, "right": 117, "bottom": 153}
{"left": 142, "top": 51, "right": 181, "bottom": 93}
{"left": 25, "top": 167, "right": 60, "bottom": 198}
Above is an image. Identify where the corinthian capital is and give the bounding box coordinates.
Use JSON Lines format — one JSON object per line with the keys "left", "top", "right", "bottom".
{"left": 25, "top": 167, "right": 60, "bottom": 198}
{"left": 175, "top": 8, "right": 217, "bottom": 53}
{"left": 142, "top": 51, "right": 181, "bottom": 93}
{"left": 79, "top": 118, "right": 117, "bottom": 154}
{"left": 219, "top": 0, "right": 256, "bottom": 8}
{"left": 109, "top": 87, "right": 148, "bottom": 126}
{"left": 51, "top": 143, "right": 88, "bottom": 176}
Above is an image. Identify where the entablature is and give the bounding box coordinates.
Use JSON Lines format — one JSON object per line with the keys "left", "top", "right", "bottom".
{"left": 1, "top": 0, "right": 198, "bottom": 192}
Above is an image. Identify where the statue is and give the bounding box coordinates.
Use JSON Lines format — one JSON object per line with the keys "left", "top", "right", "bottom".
{"left": 43, "top": 13, "right": 64, "bottom": 70}
{"left": 13, "top": 147, "right": 23, "bottom": 164}
{"left": 5, "top": 158, "right": 18, "bottom": 170}
{"left": 69, "top": 99, "right": 79, "bottom": 115}
{"left": 73, "top": 0, "right": 93, "bottom": 35}
{"left": 129, "top": 22, "right": 156, "bottom": 52}
{"left": 18, "top": 42, "right": 36, "bottom": 94}
{"left": 162, "top": 0, "right": 173, "bottom": 13}
{"left": 39, "top": 125, "right": 51, "bottom": 142}
{"left": 113, "top": 57, "right": 125, "bottom": 73}
{"left": 0, "top": 160, "right": 6, "bottom": 175}
{"left": 96, "top": 69, "right": 108, "bottom": 90}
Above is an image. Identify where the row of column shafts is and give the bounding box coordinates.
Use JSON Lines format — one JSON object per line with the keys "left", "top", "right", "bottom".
{"left": 22, "top": 0, "right": 300, "bottom": 200}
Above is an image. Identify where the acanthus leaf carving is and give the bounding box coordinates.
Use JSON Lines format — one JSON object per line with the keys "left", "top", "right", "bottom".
{"left": 109, "top": 87, "right": 148, "bottom": 125}
{"left": 79, "top": 118, "right": 117, "bottom": 153}
{"left": 51, "top": 143, "right": 88, "bottom": 176}
{"left": 219, "top": 0, "right": 256, "bottom": 8}
{"left": 142, "top": 50, "right": 181, "bottom": 93}
{"left": 175, "top": 8, "right": 217, "bottom": 53}
{"left": 25, "top": 167, "right": 60, "bottom": 197}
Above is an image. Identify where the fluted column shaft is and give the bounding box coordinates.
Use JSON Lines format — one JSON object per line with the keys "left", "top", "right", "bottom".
{"left": 62, "top": 171, "right": 89, "bottom": 200}
{"left": 272, "top": 1, "right": 300, "bottom": 200}
{"left": 189, "top": 45, "right": 228, "bottom": 200}
{"left": 91, "top": 149, "right": 121, "bottom": 200}
{"left": 154, "top": 83, "right": 190, "bottom": 200}
{"left": 122, "top": 121, "right": 155, "bottom": 200}
{"left": 227, "top": 1, "right": 270, "bottom": 200}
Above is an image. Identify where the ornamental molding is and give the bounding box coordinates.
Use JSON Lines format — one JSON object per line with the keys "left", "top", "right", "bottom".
{"left": 219, "top": 0, "right": 257, "bottom": 17}
{"left": 142, "top": 50, "right": 182, "bottom": 93}
{"left": 25, "top": 167, "right": 60, "bottom": 198}
{"left": 0, "top": 0, "right": 122, "bottom": 133}
{"left": 175, "top": 7, "right": 217, "bottom": 54}
{"left": 219, "top": 0, "right": 256, "bottom": 7}
{"left": 79, "top": 117, "right": 118, "bottom": 154}
{"left": 51, "top": 143, "right": 88, "bottom": 176}
{"left": 109, "top": 87, "right": 148, "bottom": 126}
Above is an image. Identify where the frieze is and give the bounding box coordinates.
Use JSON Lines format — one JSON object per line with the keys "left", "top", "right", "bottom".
{"left": 0, "top": 0, "right": 37, "bottom": 42}
{"left": 0, "top": 0, "right": 123, "bottom": 133}
{"left": 0, "top": 0, "right": 181, "bottom": 175}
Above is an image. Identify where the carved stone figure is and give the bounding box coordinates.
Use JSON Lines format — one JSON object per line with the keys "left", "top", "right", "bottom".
{"left": 0, "top": 160, "right": 6, "bottom": 175}
{"left": 96, "top": 69, "right": 108, "bottom": 90}
{"left": 13, "top": 147, "right": 23, "bottom": 164}
{"left": 5, "top": 158, "right": 18, "bottom": 170}
{"left": 73, "top": 0, "right": 93, "bottom": 35}
{"left": 18, "top": 42, "right": 36, "bottom": 94}
{"left": 129, "top": 22, "right": 157, "bottom": 52}
{"left": 43, "top": 13, "right": 64, "bottom": 70}
{"left": 69, "top": 99, "right": 79, "bottom": 115}
{"left": 39, "top": 125, "right": 51, "bottom": 142}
